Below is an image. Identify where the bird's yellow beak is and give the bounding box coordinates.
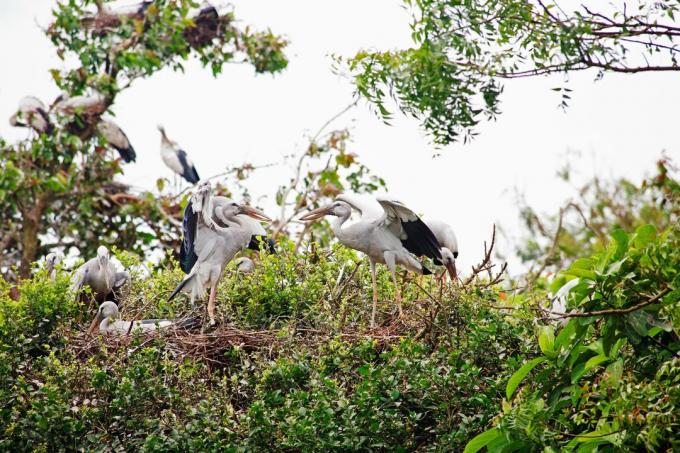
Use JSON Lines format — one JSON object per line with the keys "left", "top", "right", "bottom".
{"left": 240, "top": 206, "right": 272, "bottom": 222}
{"left": 299, "top": 205, "right": 333, "bottom": 221}
{"left": 88, "top": 313, "right": 102, "bottom": 335}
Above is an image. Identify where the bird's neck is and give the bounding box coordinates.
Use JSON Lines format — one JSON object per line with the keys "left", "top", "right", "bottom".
{"left": 330, "top": 212, "right": 351, "bottom": 239}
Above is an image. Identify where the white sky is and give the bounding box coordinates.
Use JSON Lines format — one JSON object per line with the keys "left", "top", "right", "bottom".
{"left": 1, "top": 0, "right": 679, "bottom": 273}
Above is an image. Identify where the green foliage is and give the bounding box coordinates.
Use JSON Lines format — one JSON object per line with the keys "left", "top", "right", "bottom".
{"left": 471, "top": 223, "right": 680, "bottom": 452}
{"left": 0, "top": 244, "right": 531, "bottom": 451}
{"left": 344, "top": 1, "right": 680, "bottom": 145}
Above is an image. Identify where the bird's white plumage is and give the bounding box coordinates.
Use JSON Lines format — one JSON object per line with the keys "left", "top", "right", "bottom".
{"left": 158, "top": 126, "right": 199, "bottom": 183}
{"left": 71, "top": 246, "right": 120, "bottom": 302}
{"left": 89, "top": 301, "right": 174, "bottom": 335}
{"left": 9, "top": 96, "right": 50, "bottom": 133}
{"left": 425, "top": 219, "right": 458, "bottom": 263}
{"left": 235, "top": 257, "right": 255, "bottom": 274}
{"left": 54, "top": 91, "right": 106, "bottom": 114}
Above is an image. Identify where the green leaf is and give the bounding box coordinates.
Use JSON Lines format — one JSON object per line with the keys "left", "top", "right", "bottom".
{"left": 633, "top": 224, "right": 656, "bottom": 248}
{"left": 584, "top": 354, "right": 609, "bottom": 371}
{"left": 538, "top": 326, "right": 557, "bottom": 358}
{"left": 506, "top": 357, "right": 546, "bottom": 400}
{"left": 463, "top": 428, "right": 503, "bottom": 453}
{"left": 603, "top": 358, "right": 623, "bottom": 388}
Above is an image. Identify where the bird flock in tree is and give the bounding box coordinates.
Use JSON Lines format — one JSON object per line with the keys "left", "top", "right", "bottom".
{"left": 6, "top": 0, "right": 460, "bottom": 333}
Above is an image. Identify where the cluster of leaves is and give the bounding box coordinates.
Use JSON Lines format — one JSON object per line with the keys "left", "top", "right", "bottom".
{"left": 0, "top": 242, "right": 531, "bottom": 451}
{"left": 344, "top": 0, "right": 680, "bottom": 145}
{"left": 0, "top": 0, "right": 289, "bottom": 279}
{"left": 470, "top": 222, "right": 680, "bottom": 452}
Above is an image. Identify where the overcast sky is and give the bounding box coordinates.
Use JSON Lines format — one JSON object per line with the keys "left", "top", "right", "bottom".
{"left": 1, "top": 0, "right": 679, "bottom": 273}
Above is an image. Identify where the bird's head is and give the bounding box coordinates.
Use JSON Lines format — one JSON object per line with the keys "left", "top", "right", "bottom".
{"left": 97, "top": 246, "right": 110, "bottom": 268}
{"left": 299, "top": 200, "right": 351, "bottom": 221}
{"left": 235, "top": 257, "right": 254, "bottom": 274}
{"left": 440, "top": 247, "right": 458, "bottom": 281}
{"left": 88, "top": 301, "right": 120, "bottom": 334}
{"left": 45, "top": 252, "right": 63, "bottom": 269}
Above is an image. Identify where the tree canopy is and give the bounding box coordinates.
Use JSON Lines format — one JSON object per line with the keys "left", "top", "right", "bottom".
{"left": 345, "top": 0, "right": 680, "bottom": 145}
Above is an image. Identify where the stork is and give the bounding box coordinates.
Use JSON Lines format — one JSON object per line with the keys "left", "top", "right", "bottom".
{"left": 157, "top": 125, "right": 200, "bottom": 186}
{"left": 87, "top": 301, "right": 198, "bottom": 335}
{"left": 71, "top": 245, "right": 120, "bottom": 303}
{"left": 424, "top": 219, "right": 459, "bottom": 281}
{"left": 300, "top": 194, "right": 442, "bottom": 327}
{"left": 53, "top": 91, "right": 107, "bottom": 116}
{"left": 169, "top": 182, "right": 271, "bottom": 324}
{"left": 235, "top": 257, "right": 255, "bottom": 274}
{"left": 44, "top": 252, "right": 64, "bottom": 280}
{"left": 97, "top": 117, "right": 136, "bottom": 163}
{"left": 9, "top": 96, "right": 52, "bottom": 134}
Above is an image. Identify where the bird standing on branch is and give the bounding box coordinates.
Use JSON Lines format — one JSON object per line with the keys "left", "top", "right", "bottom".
{"left": 300, "top": 194, "right": 442, "bottom": 327}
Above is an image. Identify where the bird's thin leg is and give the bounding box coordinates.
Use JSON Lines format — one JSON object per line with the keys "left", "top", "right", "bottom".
{"left": 369, "top": 259, "right": 378, "bottom": 328}
{"left": 207, "top": 284, "right": 217, "bottom": 326}
{"left": 384, "top": 252, "right": 403, "bottom": 317}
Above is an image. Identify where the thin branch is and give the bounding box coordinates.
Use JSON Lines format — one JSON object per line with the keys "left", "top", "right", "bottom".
{"left": 544, "top": 287, "right": 671, "bottom": 318}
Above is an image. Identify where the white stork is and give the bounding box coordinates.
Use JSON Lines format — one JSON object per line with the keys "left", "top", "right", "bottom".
{"left": 9, "top": 96, "right": 52, "bottom": 134}
{"left": 44, "top": 252, "right": 64, "bottom": 280}
{"left": 169, "top": 182, "right": 271, "bottom": 324}
{"left": 71, "top": 245, "right": 123, "bottom": 303}
{"left": 96, "top": 117, "right": 136, "bottom": 163}
{"left": 157, "top": 125, "right": 200, "bottom": 185}
{"left": 235, "top": 257, "right": 255, "bottom": 274}
{"left": 87, "top": 301, "right": 198, "bottom": 335}
{"left": 53, "top": 91, "right": 107, "bottom": 116}
{"left": 424, "top": 219, "right": 459, "bottom": 280}
{"left": 300, "top": 194, "right": 442, "bottom": 327}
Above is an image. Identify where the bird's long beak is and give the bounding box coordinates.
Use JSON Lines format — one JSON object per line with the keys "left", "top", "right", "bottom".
{"left": 445, "top": 261, "right": 458, "bottom": 281}
{"left": 299, "top": 205, "right": 332, "bottom": 221}
{"left": 240, "top": 206, "right": 272, "bottom": 222}
{"left": 88, "top": 313, "right": 102, "bottom": 335}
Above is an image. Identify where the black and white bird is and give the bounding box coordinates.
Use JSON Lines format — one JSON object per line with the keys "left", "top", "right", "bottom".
{"left": 53, "top": 91, "right": 107, "bottom": 116}
{"left": 9, "top": 96, "right": 52, "bottom": 134}
{"left": 157, "top": 125, "right": 200, "bottom": 185}
{"left": 71, "top": 246, "right": 125, "bottom": 303}
{"left": 96, "top": 117, "right": 136, "bottom": 163}
{"left": 169, "top": 182, "right": 272, "bottom": 324}
{"left": 300, "top": 194, "right": 441, "bottom": 327}
{"left": 87, "top": 301, "right": 198, "bottom": 335}
{"left": 424, "top": 219, "right": 459, "bottom": 281}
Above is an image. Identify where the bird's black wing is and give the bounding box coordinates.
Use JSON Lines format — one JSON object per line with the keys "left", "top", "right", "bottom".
{"left": 400, "top": 217, "right": 442, "bottom": 261}
{"left": 112, "top": 128, "right": 136, "bottom": 163}
{"left": 248, "top": 235, "right": 277, "bottom": 254}
{"left": 180, "top": 202, "right": 199, "bottom": 273}
{"left": 177, "top": 149, "right": 200, "bottom": 184}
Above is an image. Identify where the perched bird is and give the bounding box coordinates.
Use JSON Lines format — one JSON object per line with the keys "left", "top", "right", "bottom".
{"left": 235, "top": 257, "right": 255, "bottom": 274}
{"left": 44, "top": 252, "right": 64, "bottom": 280}
{"left": 9, "top": 96, "right": 52, "bottom": 134}
{"left": 424, "top": 219, "right": 459, "bottom": 280}
{"left": 96, "top": 117, "right": 136, "bottom": 163}
{"left": 71, "top": 246, "right": 119, "bottom": 303}
{"left": 300, "top": 194, "right": 442, "bottom": 327}
{"left": 169, "top": 182, "right": 271, "bottom": 324}
{"left": 158, "top": 125, "right": 200, "bottom": 185}
{"left": 53, "top": 91, "right": 107, "bottom": 116}
{"left": 79, "top": 1, "right": 152, "bottom": 33}
{"left": 88, "top": 301, "right": 198, "bottom": 335}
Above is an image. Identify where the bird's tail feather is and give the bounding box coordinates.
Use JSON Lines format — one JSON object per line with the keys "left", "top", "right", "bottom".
{"left": 168, "top": 275, "right": 194, "bottom": 302}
